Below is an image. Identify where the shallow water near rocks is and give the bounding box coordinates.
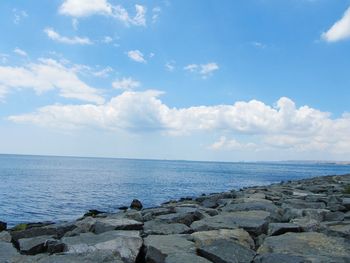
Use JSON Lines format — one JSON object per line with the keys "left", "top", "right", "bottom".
{"left": 1, "top": 154, "right": 349, "bottom": 226}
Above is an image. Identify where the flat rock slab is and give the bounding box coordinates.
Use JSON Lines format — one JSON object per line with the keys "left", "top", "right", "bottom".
{"left": 62, "top": 230, "right": 142, "bottom": 263}
{"left": 18, "top": 235, "right": 53, "bottom": 255}
{"left": 191, "top": 210, "right": 270, "bottom": 236}
{"left": 155, "top": 208, "right": 204, "bottom": 226}
{"left": 165, "top": 253, "right": 212, "bottom": 263}
{"left": 144, "top": 220, "right": 191, "bottom": 235}
{"left": 257, "top": 232, "right": 350, "bottom": 260}
{"left": 144, "top": 234, "right": 197, "bottom": 263}
{"left": 197, "top": 239, "right": 256, "bottom": 263}
{"left": 268, "top": 223, "right": 302, "bottom": 236}
{"left": 0, "top": 241, "right": 20, "bottom": 262}
{"left": 282, "top": 199, "right": 326, "bottom": 210}
{"left": 92, "top": 218, "right": 143, "bottom": 234}
{"left": 191, "top": 229, "right": 255, "bottom": 249}
{"left": 253, "top": 253, "right": 308, "bottom": 263}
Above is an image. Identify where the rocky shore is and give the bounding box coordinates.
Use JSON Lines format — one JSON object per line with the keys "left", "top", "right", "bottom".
{"left": 1, "top": 174, "right": 350, "bottom": 263}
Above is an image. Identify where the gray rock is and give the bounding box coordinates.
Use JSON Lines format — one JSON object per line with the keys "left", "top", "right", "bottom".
{"left": 62, "top": 230, "right": 142, "bottom": 263}
{"left": 291, "top": 217, "right": 320, "bottom": 232}
{"left": 324, "top": 211, "right": 345, "bottom": 221}
{"left": 0, "top": 231, "right": 12, "bottom": 242}
{"left": 342, "top": 198, "right": 350, "bottom": 210}
{"left": 191, "top": 211, "right": 270, "bottom": 236}
{"left": 268, "top": 223, "right": 302, "bottom": 236}
{"left": 144, "top": 234, "right": 196, "bottom": 263}
{"left": 282, "top": 199, "right": 326, "bottom": 210}
{"left": 18, "top": 235, "right": 53, "bottom": 255}
{"left": 222, "top": 202, "right": 281, "bottom": 221}
{"left": 257, "top": 232, "right": 350, "bottom": 260}
{"left": 46, "top": 239, "right": 66, "bottom": 254}
{"left": 253, "top": 253, "right": 308, "bottom": 263}
{"left": 0, "top": 241, "right": 20, "bottom": 262}
{"left": 165, "top": 253, "right": 212, "bottom": 263}
{"left": 92, "top": 218, "right": 143, "bottom": 234}
{"left": 144, "top": 220, "right": 191, "bottom": 235}
{"left": 302, "top": 209, "right": 329, "bottom": 221}
{"left": 191, "top": 229, "right": 255, "bottom": 249}
{"left": 155, "top": 207, "right": 204, "bottom": 226}
{"left": 197, "top": 239, "right": 256, "bottom": 263}
{"left": 325, "top": 221, "right": 350, "bottom": 238}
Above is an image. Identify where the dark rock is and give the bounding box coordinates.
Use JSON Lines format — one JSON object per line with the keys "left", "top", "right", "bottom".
{"left": 118, "top": 206, "right": 129, "bottom": 211}
{"left": 0, "top": 221, "right": 7, "bottom": 232}
{"left": 155, "top": 207, "right": 204, "bottom": 226}
{"left": 253, "top": 253, "right": 307, "bottom": 263}
{"left": 83, "top": 209, "right": 105, "bottom": 217}
{"left": 342, "top": 198, "right": 350, "bottom": 210}
{"left": 268, "top": 223, "right": 302, "bottom": 236}
{"left": 130, "top": 199, "right": 143, "bottom": 210}
{"left": 46, "top": 239, "right": 66, "bottom": 254}
{"left": 197, "top": 239, "right": 256, "bottom": 263}
{"left": 18, "top": 235, "right": 53, "bottom": 255}
{"left": 324, "top": 211, "right": 345, "bottom": 221}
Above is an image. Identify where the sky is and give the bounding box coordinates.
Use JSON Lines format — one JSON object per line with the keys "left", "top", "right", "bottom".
{"left": 1, "top": 0, "right": 350, "bottom": 162}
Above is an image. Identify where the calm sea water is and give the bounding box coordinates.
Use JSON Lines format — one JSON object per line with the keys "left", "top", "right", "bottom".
{"left": 1, "top": 154, "right": 349, "bottom": 226}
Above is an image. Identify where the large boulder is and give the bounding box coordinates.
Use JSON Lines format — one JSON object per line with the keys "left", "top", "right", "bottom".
{"left": 0, "top": 241, "right": 20, "bottom": 262}
{"left": 144, "top": 234, "right": 197, "bottom": 263}
{"left": 197, "top": 239, "right": 256, "bottom": 263}
{"left": 91, "top": 218, "right": 143, "bottom": 234}
{"left": 155, "top": 207, "right": 204, "bottom": 226}
{"left": 144, "top": 220, "right": 191, "bottom": 235}
{"left": 267, "top": 223, "right": 302, "bottom": 236}
{"left": 257, "top": 232, "right": 350, "bottom": 261}
{"left": 18, "top": 235, "right": 54, "bottom": 255}
{"left": 191, "top": 229, "right": 255, "bottom": 249}
{"left": 191, "top": 211, "right": 270, "bottom": 236}
{"left": 0, "top": 231, "right": 12, "bottom": 242}
{"left": 62, "top": 230, "right": 142, "bottom": 263}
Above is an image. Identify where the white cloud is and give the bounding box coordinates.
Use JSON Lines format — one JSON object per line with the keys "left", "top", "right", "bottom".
{"left": 7, "top": 93, "right": 350, "bottom": 154}
{"left": 59, "top": 0, "right": 146, "bottom": 26}
{"left": 44, "top": 28, "right": 93, "bottom": 45}
{"left": 322, "top": 6, "right": 350, "bottom": 42}
{"left": 251, "top": 41, "right": 266, "bottom": 49}
{"left": 127, "top": 50, "right": 146, "bottom": 63}
{"left": 102, "top": 36, "right": 113, "bottom": 43}
{"left": 184, "top": 62, "right": 219, "bottom": 78}
{"left": 165, "top": 61, "right": 175, "bottom": 72}
{"left": 152, "top": 7, "right": 161, "bottom": 23}
{"left": 0, "top": 58, "right": 104, "bottom": 104}
{"left": 0, "top": 54, "right": 9, "bottom": 64}
{"left": 112, "top": 77, "right": 140, "bottom": 90}
{"left": 13, "top": 8, "right": 28, "bottom": 24}
{"left": 92, "top": 67, "right": 113, "bottom": 77}
{"left": 72, "top": 18, "right": 79, "bottom": 30}
{"left": 13, "top": 48, "right": 27, "bottom": 57}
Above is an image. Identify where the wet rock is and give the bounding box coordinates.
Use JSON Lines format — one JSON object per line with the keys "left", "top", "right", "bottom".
{"left": 144, "top": 220, "right": 191, "bottom": 235}
{"left": 191, "top": 228, "right": 255, "bottom": 249}
{"left": 130, "top": 199, "right": 143, "bottom": 210}
{"left": 18, "top": 235, "right": 53, "bottom": 255}
{"left": 267, "top": 223, "right": 302, "bottom": 236}
{"left": 144, "top": 234, "right": 196, "bottom": 263}
{"left": 257, "top": 232, "right": 350, "bottom": 260}
{"left": 197, "top": 239, "right": 256, "bottom": 263}
{"left": 62, "top": 230, "right": 142, "bottom": 263}
{"left": 92, "top": 218, "right": 143, "bottom": 234}
{"left": 0, "top": 221, "right": 7, "bottom": 232}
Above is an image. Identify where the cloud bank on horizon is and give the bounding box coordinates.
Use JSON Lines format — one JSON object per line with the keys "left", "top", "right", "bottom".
{"left": 1, "top": 0, "right": 350, "bottom": 161}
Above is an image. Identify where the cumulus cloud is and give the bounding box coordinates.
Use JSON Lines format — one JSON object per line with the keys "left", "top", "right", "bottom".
{"left": 0, "top": 58, "right": 104, "bottom": 103}
{"left": 184, "top": 62, "right": 219, "bottom": 78}
{"left": 44, "top": 28, "right": 93, "bottom": 45}
{"left": 7, "top": 92, "right": 350, "bottom": 154}
{"left": 152, "top": 7, "right": 161, "bottom": 23}
{"left": 322, "top": 6, "right": 350, "bottom": 42}
{"left": 92, "top": 67, "right": 113, "bottom": 77}
{"left": 59, "top": 0, "right": 146, "bottom": 26}
{"left": 127, "top": 50, "right": 146, "bottom": 63}
{"left": 13, "top": 8, "right": 28, "bottom": 24}
{"left": 112, "top": 77, "right": 140, "bottom": 90}
{"left": 13, "top": 48, "right": 27, "bottom": 57}
{"left": 165, "top": 61, "right": 175, "bottom": 72}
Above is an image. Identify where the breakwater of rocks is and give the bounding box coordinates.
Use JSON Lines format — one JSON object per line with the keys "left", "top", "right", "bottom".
{"left": 1, "top": 174, "right": 350, "bottom": 263}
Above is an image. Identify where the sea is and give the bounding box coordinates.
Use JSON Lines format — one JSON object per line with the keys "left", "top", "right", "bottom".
{"left": 1, "top": 154, "right": 349, "bottom": 227}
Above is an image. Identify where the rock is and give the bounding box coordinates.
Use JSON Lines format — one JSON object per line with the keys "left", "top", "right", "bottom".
{"left": 344, "top": 211, "right": 350, "bottom": 220}
{"left": 282, "top": 199, "right": 326, "bottom": 210}
{"left": 11, "top": 222, "right": 76, "bottom": 241}
{"left": 342, "top": 198, "right": 350, "bottom": 210}
{"left": 130, "top": 199, "right": 143, "bottom": 210}
{"left": 155, "top": 207, "right": 204, "bottom": 226}
{"left": 257, "top": 232, "right": 350, "bottom": 261}
{"left": 324, "top": 221, "right": 350, "bottom": 238}
{"left": 267, "top": 223, "right": 302, "bottom": 236}
{"left": 92, "top": 218, "right": 143, "bottom": 234}
{"left": 144, "top": 234, "right": 196, "bottom": 263}
{"left": 83, "top": 209, "right": 105, "bottom": 217}
{"left": 124, "top": 210, "right": 143, "bottom": 222}
{"left": 0, "top": 221, "right": 7, "bottom": 232}
{"left": 18, "top": 235, "right": 53, "bottom": 255}
{"left": 302, "top": 208, "right": 329, "bottom": 221}
{"left": 291, "top": 217, "right": 320, "bottom": 232}
{"left": 62, "top": 230, "right": 142, "bottom": 263}
{"left": 46, "top": 239, "right": 66, "bottom": 254}
{"left": 0, "top": 231, "right": 12, "bottom": 242}
{"left": 197, "top": 239, "right": 256, "bottom": 263}
{"left": 191, "top": 228, "right": 255, "bottom": 249}
{"left": 165, "top": 253, "right": 212, "bottom": 263}
{"left": 324, "top": 211, "right": 345, "bottom": 221}
{"left": 222, "top": 202, "right": 281, "bottom": 221}
{"left": 144, "top": 220, "right": 191, "bottom": 235}
{"left": 191, "top": 211, "right": 270, "bottom": 236}
{"left": 0, "top": 241, "right": 20, "bottom": 262}
{"left": 253, "top": 253, "right": 307, "bottom": 263}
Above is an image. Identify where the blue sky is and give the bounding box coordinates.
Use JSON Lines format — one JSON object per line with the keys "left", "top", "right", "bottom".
{"left": 1, "top": 0, "right": 350, "bottom": 161}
